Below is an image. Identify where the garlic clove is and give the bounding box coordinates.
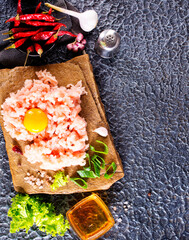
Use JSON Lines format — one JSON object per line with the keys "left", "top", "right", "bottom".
{"left": 93, "top": 127, "right": 108, "bottom": 137}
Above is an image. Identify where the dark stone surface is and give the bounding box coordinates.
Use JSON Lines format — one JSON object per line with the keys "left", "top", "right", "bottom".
{"left": 0, "top": 0, "right": 189, "bottom": 239}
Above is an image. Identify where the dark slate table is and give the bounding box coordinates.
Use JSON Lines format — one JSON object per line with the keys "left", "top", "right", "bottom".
{"left": 0, "top": 0, "right": 189, "bottom": 239}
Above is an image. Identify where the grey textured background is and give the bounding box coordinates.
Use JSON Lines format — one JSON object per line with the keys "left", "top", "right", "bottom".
{"left": 0, "top": 0, "right": 189, "bottom": 239}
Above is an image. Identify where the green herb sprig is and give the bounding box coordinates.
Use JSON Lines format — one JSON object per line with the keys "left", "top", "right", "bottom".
{"left": 70, "top": 140, "right": 117, "bottom": 189}
{"left": 70, "top": 178, "right": 88, "bottom": 189}
{"left": 104, "top": 162, "right": 117, "bottom": 179}
{"left": 89, "top": 140, "right": 109, "bottom": 154}
{"left": 50, "top": 171, "right": 69, "bottom": 191}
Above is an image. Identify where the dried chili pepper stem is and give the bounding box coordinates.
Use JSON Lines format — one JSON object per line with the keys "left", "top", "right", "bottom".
{"left": 42, "top": 10, "right": 53, "bottom": 14}
{"left": 24, "top": 45, "right": 34, "bottom": 66}
{"left": 42, "top": 9, "right": 54, "bottom": 14}
{"left": 5, "top": 38, "right": 27, "bottom": 50}
{"left": 56, "top": 16, "right": 66, "bottom": 21}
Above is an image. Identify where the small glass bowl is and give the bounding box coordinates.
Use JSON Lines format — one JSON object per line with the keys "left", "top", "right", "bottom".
{"left": 66, "top": 193, "right": 115, "bottom": 240}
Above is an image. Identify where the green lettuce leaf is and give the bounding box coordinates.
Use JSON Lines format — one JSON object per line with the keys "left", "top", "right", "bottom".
{"left": 50, "top": 171, "right": 69, "bottom": 191}
{"left": 8, "top": 194, "right": 70, "bottom": 237}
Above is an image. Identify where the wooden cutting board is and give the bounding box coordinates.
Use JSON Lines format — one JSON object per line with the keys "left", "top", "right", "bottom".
{"left": 0, "top": 54, "right": 124, "bottom": 194}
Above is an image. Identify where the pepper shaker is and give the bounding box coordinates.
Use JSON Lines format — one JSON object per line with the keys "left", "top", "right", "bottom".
{"left": 95, "top": 29, "right": 121, "bottom": 58}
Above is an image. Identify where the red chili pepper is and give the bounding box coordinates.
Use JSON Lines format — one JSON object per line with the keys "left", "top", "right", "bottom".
{"left": 53, "top": 23, "right": 66, "bottom": 31}
{"left": 14, "top": 0, "right": 23, "bottom": 27}
{"left": 5, "top": 16, "right": 16, "bottom": 23}
{"left": 31, "top": 31, "right": 55, "bottom": 41}
{"left": 24, "top": 20, "right": 66, "bottom": 28}
{"left": 45, "top": 29, "right": 77, "bottom": 45}
{"left": 3, "top": 29, "right": 42, "bottom": 41}
{"left": 5, "top": 38, "right": 27, "bottom": 50}
{"left": 34, "top": 42, "right": 43, "bottom": 56}
{"left": 2, "top": 27, "right": 33, "bottom": 35}
{"left": 27, "top": 45, "right": 35, "bottom": 53}
{"left": 48, "top": 8, "right": 52, "bottom": 15}
{"left": 21, "top": 13, "right": 55, "bottom": 22}
{"left": 6, "top": 14, "right": 55, "bottom": 23}
{"left": 5, "top": 16, "right": 15, "bottom": 23}
{"left": 35, "top": 2, "right": 41, "bottom": 13}
{"left": 24, "top": 45, "right": 35, "bottom": 66}
{"left": 58, "top": 31, "right": 77, "bottom": 38}
{"left": 45, "top": 28, "right": 61, "bottom": 45}
{"left": 12, "top": 145, "right": 23, "bottom": 155}
{"left": 17, "top": 0, "right": 22, "bottom": 15}
{"left": 42, "top": 8, "right": 53, "bottom": 15}
{"left": 14, "top": 14, "right": 20, "bottom": 27}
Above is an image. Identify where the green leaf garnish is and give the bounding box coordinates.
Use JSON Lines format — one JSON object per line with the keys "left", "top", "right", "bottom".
{"left": 77, "top": 170, "right": 97, "bottom": 178}
{"left": 83, "top": 153, "right": 91, "bottom": 171}
{"left": 50, "top": 171, "right": 69, "bottom": 191}
{"left": 93, "top": 162, "right": 101, "bottom": 177}
{"left": 104, "top": 162, "right": 117, "bottom": 179}
{"left": 90, "top": 140, "right": 108, "bottom": 155}
{"left": 91, "top": 154, "right": 105, "bottom": 169}
{"left": 83, "top": 166, "right": 91, "bottom": 171}
{"left": 8, "top": 194, "right": 70, "bottom": 236}
{"left": 70, "top": 178, "right": 88, "bottom": 189}
{"left": 70, "top": 141, "right": 110, "bottom": 189}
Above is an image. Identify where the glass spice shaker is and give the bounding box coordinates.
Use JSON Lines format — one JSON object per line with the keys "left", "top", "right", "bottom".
{"left": 95, "top": 29, "right": 121, "bottom": 58}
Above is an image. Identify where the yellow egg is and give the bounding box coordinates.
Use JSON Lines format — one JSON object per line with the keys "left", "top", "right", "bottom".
{"left": 24, "top": 108, "right": 48, "bottom": 133}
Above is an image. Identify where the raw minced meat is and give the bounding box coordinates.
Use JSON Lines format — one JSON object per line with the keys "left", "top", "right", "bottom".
{"left": 1, "top": 70, "right": 88, "bottom": 170}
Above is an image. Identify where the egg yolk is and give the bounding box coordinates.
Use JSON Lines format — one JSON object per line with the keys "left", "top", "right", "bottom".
{"left": 24, "top": 108, "right": 48, "bottom": 133}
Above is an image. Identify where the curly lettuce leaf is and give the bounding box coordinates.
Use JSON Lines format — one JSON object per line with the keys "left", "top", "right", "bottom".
{"left": 50, "top": 171, "right": 69, "bottom": 191}
{"left": 8, "top": 194, "right": 34, "bottom": 233}
{"left": 8, "top": 194, "right": 69, "bottom": 237}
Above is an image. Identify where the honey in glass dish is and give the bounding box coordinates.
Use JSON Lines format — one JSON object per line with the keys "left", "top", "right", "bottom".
{"left": 66, "top": 193, "right": 115, "bottom": 240}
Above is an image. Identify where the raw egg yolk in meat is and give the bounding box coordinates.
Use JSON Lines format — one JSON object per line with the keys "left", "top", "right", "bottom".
{"left": 24, "top": 108, "right": 48, "bottom": 133}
